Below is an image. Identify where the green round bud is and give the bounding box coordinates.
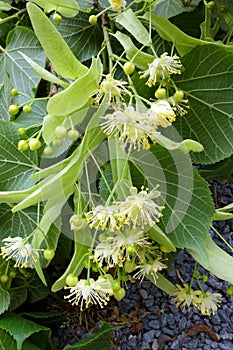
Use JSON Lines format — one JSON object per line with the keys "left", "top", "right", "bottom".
{"left": 202, "top": 275, "right": 208, "bottom": 283}
{"left": 111, "top": 280, "right": 121, "bottom": 291}
{"left": 66, "top": 274, "right": 78, "bottom": 287}
{"left": 43, "top": 249, "right": 55, "bottom": 261}
{"left": 123, "top": 61, "right": 135, "bottom": 75}
{"left": 227, "top": 284, "right": 233, "bottom": 296}
{"left": 89, "top": 15, "right": 98, "bottom": 25}
{"left": 53, "top": 13, "right": 62, "bottom": 25}
{"left": 9, "top": 271, "right": 17, "bottom": 279}
{"left": 0, "top": 275, "right": 9, "bottom": 283}
{"left": 18, "top": 140, "right": 29, "bottom": 151}
{"left": 206, "top": 1, "right": 215, "bottom": 9}
{"left": 114, "top": 287, "right": 126, "bottom": 301}
{"left": 8, "top": 104, "right": 19, "bottom": 115}
{"left": 43, "top": 146, "right": 54, "bottom": 156}
{"left": 23, "top": 105, "right": 32, "bottom": 114}
{"left": 52, "top": 138, "right": 63, "bottom": 147}
{"left": 11, "top": 88, "right": 19, "bottom": 96}
{"left": 67, "top": 129, "right": 80, "bottom": 140}
{"left": 174, "top": 90, "right": 184, "bottom": 102}
{"left": 155, "top": 88, "right": 166, "bottom": 99}
{"left": 29, "top": 138, "right": 41, "bottom": 151}
{"left": 55, "top": 125, "right": 67, "bottom": 139}
{"left": 193, "top": 270, "right": 200, "bottom": 279}
{"left": 126, "top": 244, "right": 136, "bottom": 255}
{"left": 18, "top": 128, "right": 27, "bottom": 136}
{"left": 92, "top": 264, "right": 99, "bottom": 272}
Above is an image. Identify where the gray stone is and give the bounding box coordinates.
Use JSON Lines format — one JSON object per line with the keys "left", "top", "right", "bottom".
{"left": 178, "top": 316, "right": 187, "bottom": 330}
{"left": 171, "top": 339, "right": 180, "bottom": 349}
{"left": 219, "top": 342, "right": 233, "bottom": 350}
{"left": 141, "top": 341, "right": 151, "bottom": 350}
{"left": 139, "top": 289, "right": 148, "bottom": 299}
{"left": 143, "top": 330, "right": 155, "bottom": 343}
{"left": 148, "top": 319, "right": 160, "bottom": 329}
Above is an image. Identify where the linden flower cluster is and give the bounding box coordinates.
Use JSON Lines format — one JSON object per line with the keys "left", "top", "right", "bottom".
{"left": 101, "top": 102, "right": 176, "bottom": 150}
{"left": 64, "top": 276, "right": 113, "bottom": 310}
{"left": 141, "top": 52, "right": 182, "bottom": 86}
{"left": 85, "top": 186, "right": 164, "bottom": 231}
{"left": 65, "top": 186, "right": 166, "bottom": 309}
{"left": 0, "top": 237, "right": 41, "bottom": 268}
{"left": 171, "top": 283, "right": 222, "bottom": 316}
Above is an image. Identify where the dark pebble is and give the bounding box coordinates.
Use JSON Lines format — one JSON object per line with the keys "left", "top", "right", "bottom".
{"left": 143, "top": 330, "right": 155, "bottom": 343}
{"left": 148, "top": 319, "right": 160, "bottom": 329}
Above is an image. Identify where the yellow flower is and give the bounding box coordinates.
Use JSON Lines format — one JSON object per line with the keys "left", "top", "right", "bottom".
{"left": 171, "top": 284, "right": 202, "bottom": 311}
{"left": 118, "top": 186, "right": 164, "bottom": 228}
{"left": 134, "top": 258, "right": 167, "bottom": 283}
{"left": 64, "top": 276, "right": 113, "bottom": 309}
{"left": 108, "top": 0, "right": 126, "bottom": 11}
{"left": 141, "top": 52, "right": 182, "bottom": 86}
{"left": 197, "top": 291, "right": 222, "bottom": 316}
{"left": 95, "top": 74, "right": 128, "bottom": 103}
{"left": 147, "top": 100, "right": 176, "bottom": 128}
{"left": 85, "top": 205, "right": 119, "bottom": 231}
{"left": 1, "top": 236, "right": 41, "bottom": 268}
{"left": 101, "top": 105, "right": 155, "bottom": 150}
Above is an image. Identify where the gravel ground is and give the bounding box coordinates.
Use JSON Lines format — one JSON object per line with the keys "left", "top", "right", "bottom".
{"left": 52, "top": 181, "right": 233, "bottom": 350}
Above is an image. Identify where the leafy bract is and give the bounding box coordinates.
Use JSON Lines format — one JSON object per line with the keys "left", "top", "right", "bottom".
{"left": 116, "top": 9, "right": 150, "bottom": 46}
{"left": 190, "top": 235, "right": 233, "bottom": 284}
{"left": 0, "top": 121, "right": 38, "bottom": 191}
{"left": 47, "top": 57, "right": 102, "bottom": 117}
{"left": 144, "top": 12, "right": 233, "bottom": 56}
{"left": 174, "top": 44, "right": 233, "bottom": 164}
{"left": 27, "top": 2, "right": 87, "bottom": 79}
{"left": 0, "top": 27, "right": 45, "bottom": 105}
{"left": 27, "top": 0, "right": 79, "bottom": 17}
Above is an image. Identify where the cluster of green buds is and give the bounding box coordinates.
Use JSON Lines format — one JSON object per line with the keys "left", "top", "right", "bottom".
{"left": 44, "top": 125, "right": 80, "bottom": 156}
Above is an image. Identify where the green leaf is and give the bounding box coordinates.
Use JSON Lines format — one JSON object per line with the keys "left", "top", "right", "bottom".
{"left": 0, "top": 329, "right": 17, "bottom": 350}
{"left": 116, "top": 9, "right": 150, "bottom": 46}
{"left": 0, "top": 121, "right": 38, "bottom": 191}
{"left": 54, "top": 11, "right": 103, "bottom": 62}
{"left": 154, "top": 0, "right": 201, "bottom": 19}
{"left": 190, "top": 235, "right": 233, "bottom": 284}
{"left": 131, "top": 145, "right": 214, "bottom": 258}
{"left": 9, "top": 287, "right": 28, "bottom": 312}
{"left": 27, "top": 272, "right": 50, "bottom": 302}
{"left": 27, "top": 2, "right": 88, "bottom": 79}
{"left": 0, "top": 2, "right": 12, "bottom": 11}
{"left": 28, "top": 0, "right": 79, "bottom": 17}
{"left": 47, "top": 57, "right": 102, "bottom": 117}
{"left": 0, "top": 312, "right": 52, "bottom": 350}
{"left": 0, "top": 27, "right": 45, "bottom": 105}
{"left": 174, "top": 45, "right": 233, "bottom": 164}
{"left": 0, "top": 284, "right": 10, "bottom": 315}
{"left": 13, "top": 100, "right": 47, "bottom": 129}
{"left": 199, "top": 155, "right": 233, "bottom": 181}
{"left": 63, "top": 324, "right": 112, "bottom": 350}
